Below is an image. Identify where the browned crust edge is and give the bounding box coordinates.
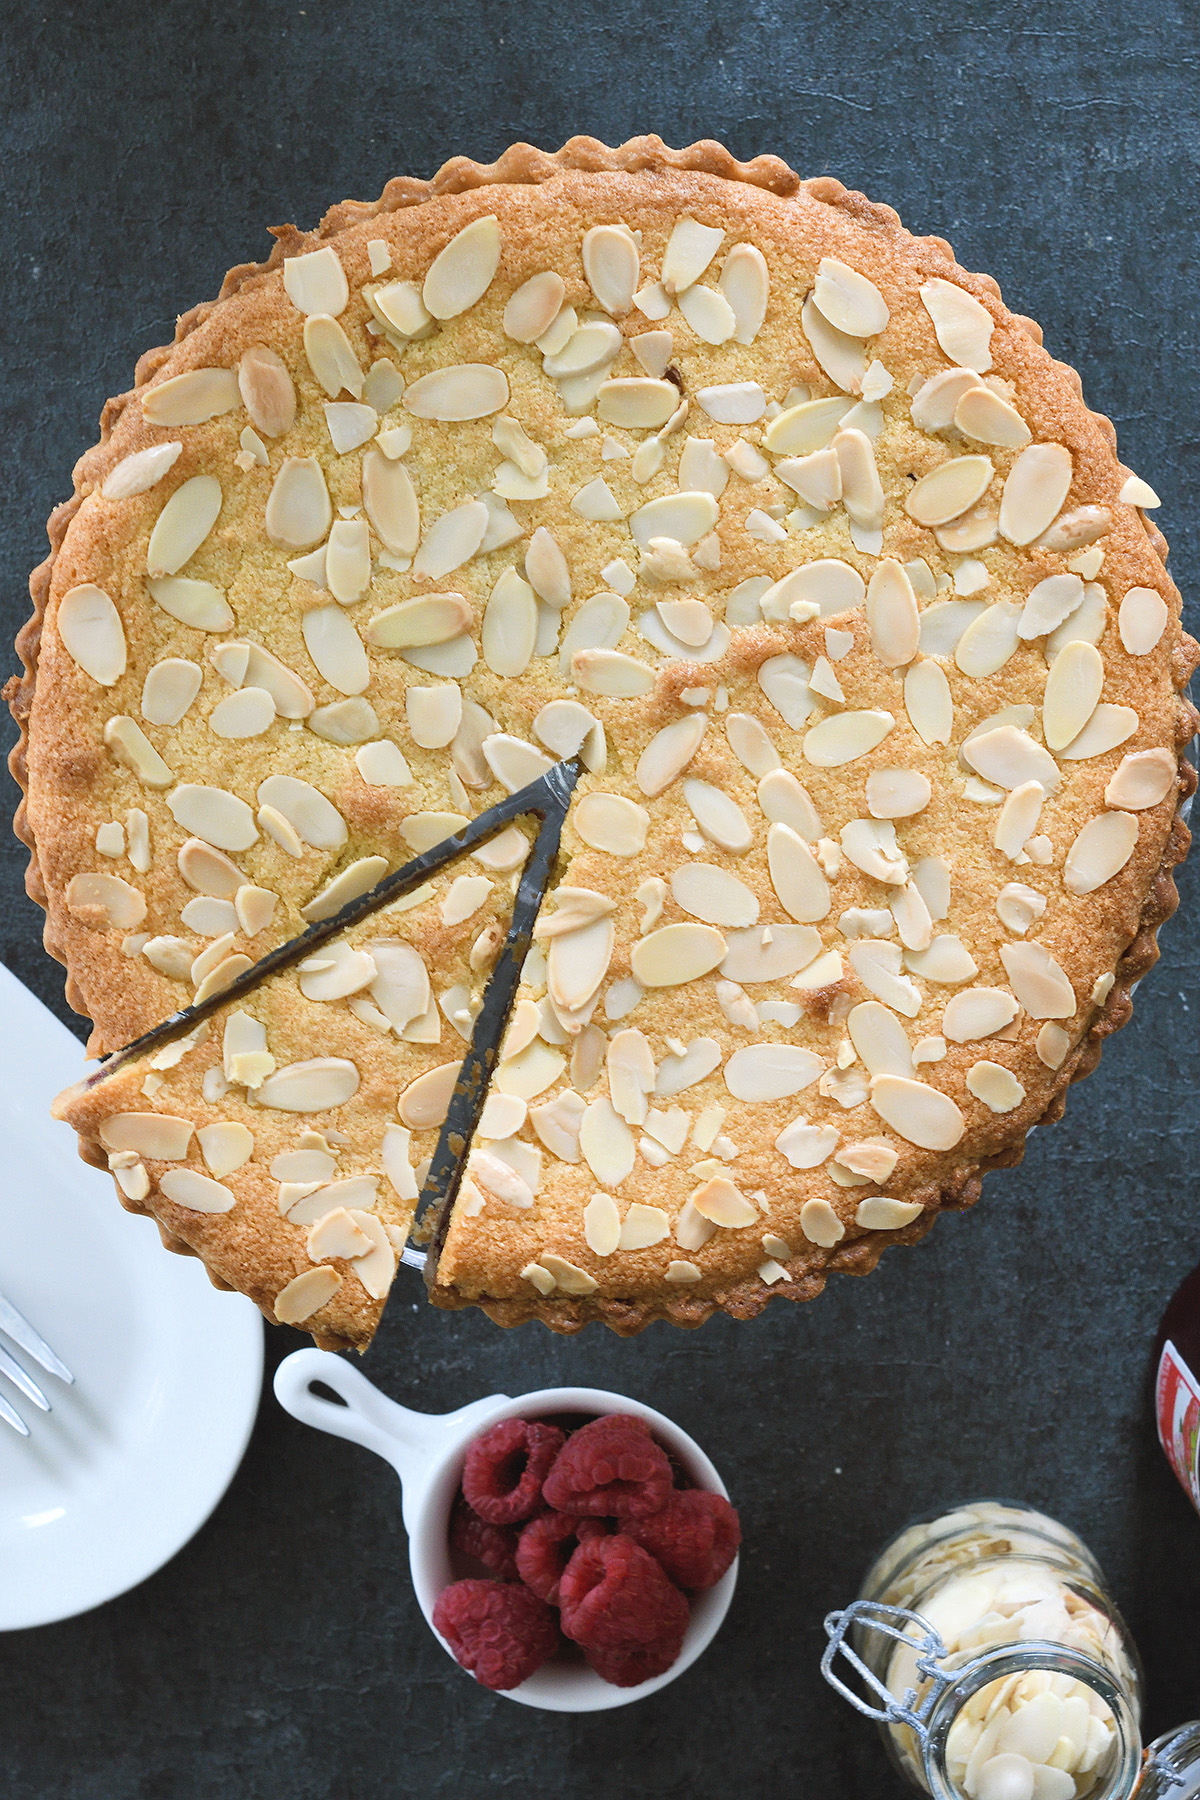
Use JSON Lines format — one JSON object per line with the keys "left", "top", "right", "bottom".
{"left": 8, "top": 134, "right": 1196, "bottom": 1336}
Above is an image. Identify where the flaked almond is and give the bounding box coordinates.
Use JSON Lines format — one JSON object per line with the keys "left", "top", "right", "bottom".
{"left": 719, "top": 242, "right": 769, "bottom": 344}
{"left": 672, "top": 862, "right": 758, "bottom": 928}
{"left": 999, "top": 941, "right": 1075, "bottom": 1017}
{"left": 275, "top": 1266, "right": 342, "bottom": 1325}
{"left": 725, "top": 1044, "right": 822, "bottom": 1101}
{"left": 632, "top": 923, "right": 727, "bottom": 988}
{"left": 954, "top": 601, "right": 1023, "bottom": 678}
{"left": 855, "top": 1196, "right": 923, "bottom": 1230}
{"left": 943, "top": 987, "right": 1020, "bottom": 1042}
{"left": 813, "top": 256, "right": 889, "bottom": 337}
{"left": 803, "top": 709, "right": 894, "bottom": 768}
{"left": 142, "top": 367, "right": 239, "bottom": 426}
{"left": 365, "top": 592, "right": 472, "bottom": 649}
{"left": 146, "top": 475, "right": 222, "bottom": 577}
{"left": 953, "top": 385, "right": 1030, "bottom": 446}
{"left": 404, "top": 364, "right": 509, "bottom": 421}
{"left": 102, "top": 441, "right": 183, "bottom": 499}
{"left": 57, "top": 585, "right": 127, "bottom": 686}
{"left": 413, "top": 499, "right": 488, "bottom": 580}
{"left": 142, "top": 657, "right": 202, "bottom": 725}
{"left": 690, "top": 1176, "right": 757, "bottom": 1228}
{"left": 757, "top": 654, "right": 814, "bottom": 730}
{"left": 1118, "top": 586, "right": 1169, "bottom": 655}
{"left": 167, "top": 783, "right": 257, "bottom": 852}
{"left": 906, "top": 455, "right": 994, "bottom": 528}
{"left": 363, "top": 448, "right": 420, "bottom": 554}
{"left": 160, "top": 1169, "right": 236, "bottom": 1213}
{"left": 1043, "top": 640, "right": 1103, "bottom": 750}
{"left": 238, "top": 344, "right": 296, "bottom": 436}
{"left": 966, "top": 1061, "right": 1026, "bottom": 1114}
{"left": 870, "top": 1073, "right": 965, "bottom": 1149}
{"left": 302, "top": 605, "right": 369, "bottom": 696}
{"left": 422, "top": 215, "right": 500, "bottom": 318}
{"left": 999, "top": 442, "right": 1073, "bottom": 545}
{"left": 597, "top": 378, "right": 678, "bottom": 428}
{"left": 503, "top": 271, "right": 565, "bottom": 342}
{"left": 803, "top": 298, "right": 866, "bottom": 393}
{"left": 799, "top": 1198, "right": 845, "bottom": 1248}
{"left": 1063, "top": 811, "right": 1138, "bottom": 895}
{"left": 283, "top": 246, "right": 348, "bottom": 316}
{"left": 919, "top": 279, "right": 994, "bottom": 371}
{"left": 1105, "top": 748, "right": 1176, "bottom": 810}
{"left": 866, "top": 559, "right": 919, "bottom": 667}
{"left": 847, "top": 1000, "right": 913, "bottom": 1077}
{"left": 265, "top": 457, "right": 332, "bottom": 549}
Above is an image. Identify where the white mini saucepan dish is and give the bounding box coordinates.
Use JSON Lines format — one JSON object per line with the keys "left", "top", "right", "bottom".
{"left": 273, "top": 1347, "right": 738, "bottom": 1712}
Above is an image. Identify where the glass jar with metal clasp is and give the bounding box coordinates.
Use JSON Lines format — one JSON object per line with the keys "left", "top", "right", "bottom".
{"left": 822, "top": 1500, "right": 1144, "bottom": 1800}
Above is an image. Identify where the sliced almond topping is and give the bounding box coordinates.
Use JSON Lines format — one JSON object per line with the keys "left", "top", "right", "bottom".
{"left": 797, "top": 1198, "right": 843, "bottom": 1248}
{"left": 365, "top": 592, "right": 472, "bottom": 649}
{"left": 764, "top": 396, "right": 851, "bottom": 456}
{"left": 814, "top": 257, "right": 889, "bottom": 337}
{"left": 954, "top": 385, "right": 1031, "bottom": 446}
{"left": 1105, "top": 748, "right": 1175, "bottom": 810}
{"left": 635, "top": 715, "right": 707, "bottom": 796}
{"left": 275, "top": 1265, "right": 343, "bottom": 1324}
{"left": 995, "top": 882, "right": 1046, "bottom": 934}
{"left": 632, "top": 923, "right": 727, "bottom": 988}
{"left": 725, "top": 1044, "right": 823, "bottom": 1102}
{"left": 999, "top": 442, "right": 1073, "bottom": 545}
{"left": 413, "top": 499, "right": 489, "bottom": 580}
{"left": 147, "top": 575, "right": 235, "bottom": 633}
{"left": 146, "top": 475, "right": 222, "bottom": 577}
{"left": 764, "top": 821, "right": 829, "bottom": 923}
{"left": 774, "top": 1116, "right": 839, "bottom": 1168}
{"left": 906, "top": 934, "right": 978, "bottom": 983}
{"left": 803, "top": 298, "right": 866, "bottom": 392}
{"left": 690, "top": 1175, "right": 756, "bottom": 1228}
{"left": 422, "top": 215, "right": 500, "bottom": 318}
{"left": 833, "top": 428, "right": 884, "bottom": 544}
{"left": 803, "top": 710, "right": 894, "bottom": 768}
{"left": 680, "top": 778, "right": 751, "bottom": 854}
{"left": 966, "top": 1060, "right": 1025, "bottom": 1113}
{"left": 774, "top": 447, "right": 842, "bottom": 511}
{"left": 765, "top": 562, "right": 866, "bottom": 625}
{"left": 906, "top": 455, "right": 994, "bottom": 528}
{"left": 196, "top": 1121, "right": 253, "bottom": 1179}
{"left": 266, "top": 456, "right": 332, "bottom": 549}
{"left": 963, "top": 725, "right": 1059, "bottom": 793}
{"left": 757, "top": 655, "right": 814, "bottom": 731}
{"left": 362, "top": 448, "right": 420, "bottom": 554}
{"left": 672, "top": 863, "right": 759, "bottom": 928}
{"left": 855, "top": 1197, "right": 923, "bottom": 1230}
{"left": 1060, "top": 703, "right": 1138, "bottom": 761}
{"left": 566, "top": 790, "right": 649, "bottom": 860}
{"left": 232, "top": 884, "right": 275, "bottom": 936}
{"left": 695, "top": 381, "right": 766, "bottom": 424}
{"left": 160, "top": 1169, "right": 236, "bottom": 1213}
{"left": 579, "top": 1191, "right": 620, "bottom": 1257}
{"left": 726, "top": 712, "right": 781, "bottom": 777}
{"left": 1118, "top": 586, "right": 1168, "bottom": 655}
{"left": 848, "top": 940, "right": 920, "bottom": 1015}
{"left": 99, "top": 1112, "right": 194, "bottom": 1158}
{"left": 1043, "top": 641, "right": 1103, "bottom": 751}
{"left": 166, "top": 783, "right": 257, "bottom": 854}
{"left": 57, "top": 585, "right": 127, "bottom": 686}
{"left": 547, "top": 916, "right": 614, "bottom": 1013}
{"left": 661, "top": 217, "right": 724, "bottom": 293}
{"left": 756, "top": 769, "right": 821, "bottom": 841}
{"left": 719, "top": 242, "right": 769, "bottom": 344}
{"left": 537, "top": 1254, "right": 598, "bottom": 1297}
{"left": 631, "top": 491, "right": 718, "bottom": 550}
{"left": 678, "top": 283, "right": 737, "bottom": 344}
{"left": 993, "top": 779, "right": 1045, "bottom": 860}
{"left": 617, "top": 1203, "right": 669, "bottom": 1251}
{"left": 404, "top": 364, "right": 509, "bottom": 421}
{"left": 943, "top": 987, "right": 1020, "bottom": 1042}
{"left": 141, "top": 657, "right": 202, "bottom": 726}
{"left": 578, "top": 1096, "right": 635, "bottom": 1187}
{"left": 846, "top": 1001, "right": 913, "bottom": 1077}
{"left": 596, "top": 377, "right": 678, "bottom": 428}
{"left": 142, "top": 367, "right": 240, "bottom": 427}
{"left": 870, "top": 1073, "right": 965, "bottom": 1149}
{"left": 569, "top": 648, "right": 652, "bottom": 699}
{"left": 301, "top": 604, "right": 370, "bottom": 696}
{"left": 1036, "top": 1023, "right": 1072, "bottom": 1070}
{"left": 864, "top": 560, "right": 919, "bottom": 667}
{"left": 102, "top": 441, "right": 183, "bottom": 500}
{"left": 866, "top": 770, "right": 931, "bottom": 820}
{"left": 919, "top": 279, "right": 994, "bottom": 371}
{"left": 521, "top": 1261, "right": 557, "bottom": 1296}
{"left": 1018, "top": 573, "right": 1085, "bottom": 641}
{"left": 910, "top": 368, "right": 984, "bottom": 432}
{"left": 1063, "top": 811, "right": 1139, "bottom": 896}
{"left": 283, "top": 246, "right": 348, "bottom": 316}
{"left": 238, "top": 344, "right": 296, "bottom": 436}
{"left": 503, "top": 271, "right": 565, "bottom": 342}
{"left": 999, "top": 941, "right": 1075, "bottom": 1017}
{"left": 1119, "top": 473, "right": 1161, "bottom": 507}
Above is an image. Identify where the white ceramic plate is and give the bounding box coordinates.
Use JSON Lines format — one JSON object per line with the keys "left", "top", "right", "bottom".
{"left": 0, "top": 966, "right": 263, "bottom": 1631}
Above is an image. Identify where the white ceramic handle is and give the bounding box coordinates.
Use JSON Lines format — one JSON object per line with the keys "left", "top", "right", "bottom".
{"left": 273, "top": 1348, "right": 509, "bottom": 1529}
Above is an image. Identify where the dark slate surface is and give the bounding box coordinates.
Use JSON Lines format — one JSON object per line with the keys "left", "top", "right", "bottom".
{"left": 2, "top": 2, "right": 1199, "bottom": 1794}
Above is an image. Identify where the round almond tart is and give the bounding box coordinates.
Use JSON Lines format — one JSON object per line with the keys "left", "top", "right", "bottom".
{"left": 13, "top": 135, "right": 1197, "bottom": 1349}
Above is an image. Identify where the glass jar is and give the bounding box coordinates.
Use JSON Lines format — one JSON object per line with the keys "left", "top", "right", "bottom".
{"left": 848, "top": 1500, "right": 1143, "bottom": 1800}
{"left": 1139, "top": 1722, "right": 1200, "bottom": 1796}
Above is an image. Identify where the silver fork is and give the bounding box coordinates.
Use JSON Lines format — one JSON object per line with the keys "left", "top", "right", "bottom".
{"left": 0, "top": 1290, "right": 74, "bottom": 1436}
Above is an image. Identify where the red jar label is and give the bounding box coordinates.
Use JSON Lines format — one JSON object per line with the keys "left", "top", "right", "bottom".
{"left": 1156, "top": 1338, "right": 1200, "bottom": 1511}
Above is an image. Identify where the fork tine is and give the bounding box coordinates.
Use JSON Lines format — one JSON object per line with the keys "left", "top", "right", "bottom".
{"left": 0, "top": 1344, "right": 50, "bottom": 1412}
{"left": 0, "top": 1389, "right": 29, "bottom": 1436}
{"left": 0, "top": 1291, "right": 73, "bottom": 1384}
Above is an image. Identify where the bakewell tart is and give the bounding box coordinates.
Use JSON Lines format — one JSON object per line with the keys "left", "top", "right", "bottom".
{"left": 14, "top": 136, "right": 1196, "bottom": 1347}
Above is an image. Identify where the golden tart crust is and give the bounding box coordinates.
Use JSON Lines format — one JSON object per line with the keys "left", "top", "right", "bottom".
{"left": 15, "top": 136, "right": 1197, "bottom": 1345}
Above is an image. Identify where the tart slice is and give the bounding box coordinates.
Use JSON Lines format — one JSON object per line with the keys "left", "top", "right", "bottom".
{"left": 53, "top": 870, "right": 529, "bottom": 1347}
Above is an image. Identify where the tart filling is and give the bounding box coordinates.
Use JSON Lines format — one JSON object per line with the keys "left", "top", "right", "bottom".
{"left": 17, "top": 137, "right": 1197, "bottom": 1342}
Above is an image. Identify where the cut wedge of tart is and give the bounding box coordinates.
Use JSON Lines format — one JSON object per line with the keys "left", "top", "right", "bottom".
{"left": 17, "top": 136, "right": 1197, "bottom": 1342}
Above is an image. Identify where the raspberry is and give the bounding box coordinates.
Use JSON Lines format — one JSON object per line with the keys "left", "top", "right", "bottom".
{"left": 583, "top": 1634, "right": 686, "bottom": 1687}
{"left": 449, "top": 1493, "right": 520, "bottom": 1579}
{"left": 559, "top": 1534, "right": 690, "bottom": 1652}
{"left": 515, "top": 1512, "right": 585, "bottom": 1604}
{"left": 542, "top": 1414, "right": 673, "bottom": 1518}
{"left": 625, "top": 1490, "right": 741, "bottom": 1590}
{"left": 462, "top": 1417, "right": 565, "bottom": 1524}
{"left": 432, "top": 1580, "right": 560, "bottom": 1690}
